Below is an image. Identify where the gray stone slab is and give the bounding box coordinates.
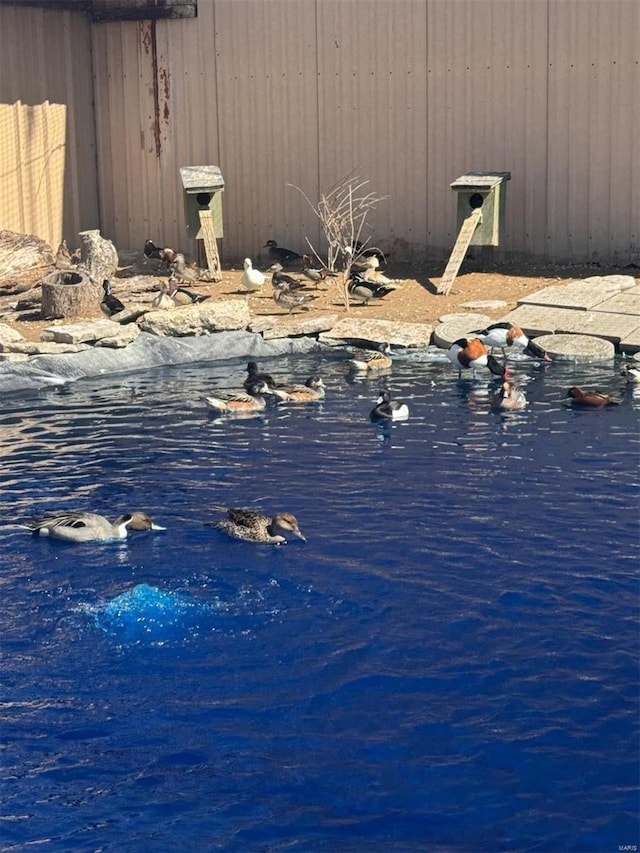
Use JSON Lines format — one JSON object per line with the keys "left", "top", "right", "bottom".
{"left": 459, "top": 299, "right": 507, "bottom": 311}
{"left": 437, "top": 312, "right": 492, "bottom": 326}
{"left": 533, "top": 333, "right": 615, "bottom": 362}
{"left": 497, "top": 305, "right": 584, "bottom": 336}
{"left": 518, "top": 277, "right": 635, "bottom": 310}
{"left": 432, "top": 315, "right": 496, "bottom": 349}
{"left": 319, "top": 317, "right": 432, "bottom": 348}
{"left": 258, "top": 314, "right": 339, "bottom": 340}
{"left": 555, "top": 311, "right": 640, "bottom": 344}
{"left": 590, "top": 292, "right": 640, "bottom": 315}
{"left": 620, "top": 328, "right": 640, "bottom": 355}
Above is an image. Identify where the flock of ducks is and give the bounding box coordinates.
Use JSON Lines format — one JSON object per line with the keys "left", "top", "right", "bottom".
{"left": 43, "top": 236, "right": 637, "bottom": 544}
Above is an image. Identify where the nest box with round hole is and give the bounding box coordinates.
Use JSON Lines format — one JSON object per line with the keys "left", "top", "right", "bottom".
{"left": 451, "top": 171, "right": 511, "bottom": 246}
{"left": 180, "top": 165, "right": 225, "bottom": 239}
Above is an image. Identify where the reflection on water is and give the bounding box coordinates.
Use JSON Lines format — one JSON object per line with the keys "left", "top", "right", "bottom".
{"left": 0, "top": 350, "right": 638, "bottom": 852}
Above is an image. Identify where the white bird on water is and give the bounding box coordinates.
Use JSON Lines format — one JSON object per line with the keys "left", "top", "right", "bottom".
{"left": 240, "top": 258, "right": 266, "bottom": 292}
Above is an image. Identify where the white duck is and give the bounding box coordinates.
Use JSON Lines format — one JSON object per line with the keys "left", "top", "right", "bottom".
{"left": 240, "top": 258, "right": 266, "bottom": 292}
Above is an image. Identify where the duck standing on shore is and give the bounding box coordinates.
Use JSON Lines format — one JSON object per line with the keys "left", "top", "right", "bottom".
{"left": 273, "top": 283, "right": 317, "bottom": 315}
{"left": 240, "top": 258, "right": 266, "bottom": 292}
{"left": 100, "top": 280, "right": 125, "bottom": 317}
{"left": 263, "top": 240, "right": 302, "bottom": 266}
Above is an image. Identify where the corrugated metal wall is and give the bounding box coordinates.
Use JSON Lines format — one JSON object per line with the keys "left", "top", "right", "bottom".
{"left": 0, "top": 4, "right": 99, "bottom": 250}
{"left": 1, "top": 0, "right": 638, "bottom": 265}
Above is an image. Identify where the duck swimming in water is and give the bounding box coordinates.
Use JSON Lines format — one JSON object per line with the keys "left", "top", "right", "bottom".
{"left": 348, "top": 342, "right": 393, "bottom": 372}
{"left": 24, "top": 511, "right": 166, "bottom": 543}
{"left": 243, "top": 361, "right": 276, "bottom": 392}
{"left": 210, "top": 505, "right": 306, "bottom": 544}
{"left": 369, "top": 388, "right": 409, "bottom": 421}
{"left": 565, "top": 386, "right": 622, "bottom": 408}
{"left": 446, "top": 337, "right": 505, "bottom": 378}
{"left": 491, "top": 379, "right": 528, "bottom": 411}
{"left": 273, "top": 376, "right": 326, "bottom": 403}
{"left": 204, "top": 381, "right": 273, "bottom": 415}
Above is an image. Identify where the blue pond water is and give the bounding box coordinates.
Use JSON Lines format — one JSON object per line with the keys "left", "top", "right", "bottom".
{"left": 1, "top": 350, "right": 638, "bottom": 852}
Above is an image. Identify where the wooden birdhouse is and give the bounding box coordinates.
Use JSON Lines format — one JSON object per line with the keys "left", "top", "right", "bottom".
{"left": 179, "top": 165, "right": 225, "bottom": 280}
{"left": 451, "top": 171, "right": 511, "bottom": 247}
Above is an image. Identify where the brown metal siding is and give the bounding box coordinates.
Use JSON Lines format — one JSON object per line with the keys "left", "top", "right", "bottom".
{"left": 0, "top": 5, "right": 98, "bottom": 249}
{"left": 0, "top": 0, "right": 638, "bottom": 265}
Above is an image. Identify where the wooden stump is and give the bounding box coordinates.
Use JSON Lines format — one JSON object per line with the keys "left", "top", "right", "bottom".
{"left": 77, "top": 229, "right": 119, "bottom": 283}
{"left": 41, "top": 271, "right": 101, "bottom": 319}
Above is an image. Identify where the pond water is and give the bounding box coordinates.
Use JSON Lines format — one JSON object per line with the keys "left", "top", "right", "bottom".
{"left": 1, "top": 350, "right": 638, "bottom": 852}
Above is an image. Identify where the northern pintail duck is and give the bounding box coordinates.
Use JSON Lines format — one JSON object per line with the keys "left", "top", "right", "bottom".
{"left": 240, "top": 257, "right": 266, "bottom": 292}
{"left": 263, "top": 240, "right": 302, "bottom": 265}
{"left": 273, "top": 283, "right": 317, "bottom": 315}
{"left": 369, "top": 388, "right": 409, "bottom": 421}
{"left": 348, "top": 342, "right": 393, "bottom": 371}
{"left": 211, "top": 505, "right": 306, "bottom": 544}
{"left": 25, "top": 511, "right": 166, "bottom": 543}
{"left": 566, "top": 386, "right": 622, "bottom": 408}
{"left": 274, "top": 376, "right": 326, "bottom": 403}
{"left": 152, "top": 281, "right": 176, "bottom": 310}
{"left": 473, "top": 322, "right": 551, "bottom": 361}
{"left": 447, "top": 337, "right": 504, "bottom": 378}
{"left": 204, "top": 381, "right": 273, "bottom": 415}
{"left": 491, "top": 379, "right": 528, "bottom": 411}
{"left": 100, "top": 280, "right": 125, "bottom": 317}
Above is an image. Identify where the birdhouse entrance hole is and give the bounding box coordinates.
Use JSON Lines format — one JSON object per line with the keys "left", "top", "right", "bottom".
{"left": 469, "top": 193, "right": 484, "bottom": 209}
{"left": 196, "top": 192, "right": 212, "bottom": 207}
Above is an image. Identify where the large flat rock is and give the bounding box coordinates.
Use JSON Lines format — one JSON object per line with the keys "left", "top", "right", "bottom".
{"left": 518, "top": 275, "right": 637, "bottom": 310}
{"left": 532, "top": 333, "right": 615, "bottom": 362}
{"left": 318, "top": 317, "right": 432, "bottom": 348}
{"left": 248, "top": 313, "right": 339, "bottom": 340}
{"left": 432, "top": 315, "right": 494, "bottom": 349}
{"left": 498, "top": 304, "right": 640, "bottom": 345}
{"left": 138, "top": 300, "right": 250, "bottom": 336}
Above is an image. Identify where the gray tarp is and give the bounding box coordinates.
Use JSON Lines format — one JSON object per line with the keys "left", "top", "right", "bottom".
{"left": 0, "top": 331, "right": 333, "bottom": 396}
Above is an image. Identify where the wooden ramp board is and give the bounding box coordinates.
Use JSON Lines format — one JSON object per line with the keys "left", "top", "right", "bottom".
{"left": 198, "top": 209, "right": 222, "bottom": 282}
{"left": 437, "top": 208, "right": 482, "bottom": 296}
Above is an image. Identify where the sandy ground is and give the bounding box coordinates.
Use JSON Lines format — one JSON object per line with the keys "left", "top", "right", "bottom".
{"left": 1, "top": 253, "right": 629, "bottom": 344}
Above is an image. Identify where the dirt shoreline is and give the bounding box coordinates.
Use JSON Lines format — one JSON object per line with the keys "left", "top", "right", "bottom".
{"left": 2, "top": 256, "right": 631, "bottom": 345}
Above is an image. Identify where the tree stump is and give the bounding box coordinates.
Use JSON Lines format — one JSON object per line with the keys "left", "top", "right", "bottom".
{"left": 77, "top": 229, "right": 119, "bottom": 283}
{"left": 41, "top": 271, "right": 101, "bottom": 319}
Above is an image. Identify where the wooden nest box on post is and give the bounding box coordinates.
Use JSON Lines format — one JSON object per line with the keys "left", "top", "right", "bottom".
{"left": 438, "top": 171, "right": 511, "bottom": 295}
{"left": 179, "top": 165, "right": 225, "bottom": 282}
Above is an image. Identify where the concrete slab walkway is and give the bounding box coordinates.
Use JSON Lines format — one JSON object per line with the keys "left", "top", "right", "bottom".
{"left": 496, "top": 274, "right": 640, "bottom": 354}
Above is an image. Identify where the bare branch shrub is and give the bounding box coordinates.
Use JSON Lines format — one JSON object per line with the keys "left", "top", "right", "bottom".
{"left": 288, "top": 171, "right": 387, "bottom": 309}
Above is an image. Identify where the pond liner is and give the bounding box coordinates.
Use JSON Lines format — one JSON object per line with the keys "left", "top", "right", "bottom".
{"left": 0, "top": 329, "right": 336, "bottom": 397}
